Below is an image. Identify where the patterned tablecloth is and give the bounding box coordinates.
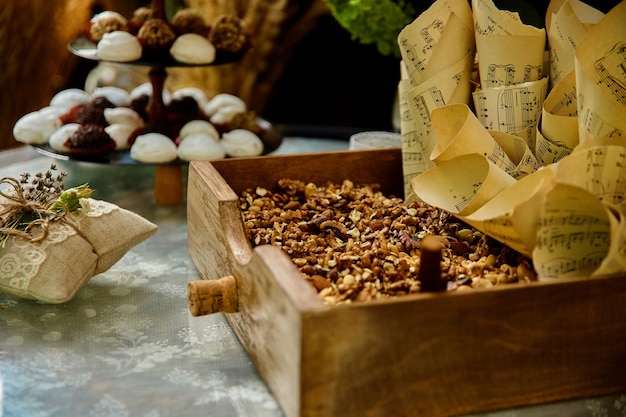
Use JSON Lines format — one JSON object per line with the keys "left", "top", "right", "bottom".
{"left": 1, "top": 141, "right": 625, "bottom": 417}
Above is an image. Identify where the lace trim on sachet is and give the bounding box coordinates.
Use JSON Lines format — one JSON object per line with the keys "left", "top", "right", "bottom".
{"left": 0, "top": 199, "right": 115, "bottom": 290}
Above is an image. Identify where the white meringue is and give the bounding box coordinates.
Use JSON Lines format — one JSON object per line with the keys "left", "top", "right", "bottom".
{"left": 204, "top": 93, "right": 246, "bottom": 117}
{"left": 129, "top": 82, "right": 171, "bottom": 105}
{"left": 179, "top": 120, "right": 219, "bottom": 141}
{"left": 48, "top": 123, "right": 80, "bottom": 152}
{"left": 130, "top": 133, "right": 178, "bottom": 163}
{"left": 97, "top": 31, "right": 142, "bottom": 62}
{"left": 221, "top": 129, "right": 264, "bottom": 157}
{"left": 171, "top": 87, "right": 209, "bottom": 108}
{"left": 92, "top": 86, "right": 131, "bottom": 107}
{"left": 104, "top": 107, "right": 144, "bottom": 130}
{"left": 13, "top": 110, "right": 62, "bottom": 145}
{"left": 105, "top": 124, "right": 137, "bottom": 150}
{"left": 177, "top": 133, "right": 226, "bottom": 161}
{"left": 170, "top": 33, "right": 216, "bottom": 64}
{"left": 50, "top": 88, "right": 91, "bottom": 110}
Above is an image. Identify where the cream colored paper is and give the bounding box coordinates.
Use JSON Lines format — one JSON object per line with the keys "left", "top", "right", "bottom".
{"left": 574, "top": 1, "right": 626, "bottom": 149}
{"left": 405, "top": 56, "right": 474, "bottom": 170}
{"left": 541, "top": 69, "right": 579, "bottom": 147}
{"left": 534, "top": 125, "right": 573, "bottom": 166}
{"left": 472, "top": 0, "right": 546, "bottom": 88}
{"left": 430, "top": 103, "right": 517, "bottom": 173}
{"left": 410, "top": 153, "right": 517, "bottom": 217}
{"left": 472, "top": 77, "right": 549, "bottom": 144}
{"left": 456, "top": 167, "right": 556, "bottom": 256}
{"left": 398, "top": 0, "right": 474, "bottom": 87}
{"left": 546, "top": 0, "right": 604, "bottom": 86}
{"left": 412, "top": 144, "right": 626, "bottom": 279}
{"left": 532, "top": 183, "right": 610, "bottom": 279}
{"left": 594, "top": 203, "right": 626, "bottom": 276}
{"left": 397, "top": 0, "right": 475, "bottom": 200}
{"left": 398, "top": 65, "right": 427, "bottom": 201}
{"left": 489, "top": 130, "right": 541, "bottom": 178}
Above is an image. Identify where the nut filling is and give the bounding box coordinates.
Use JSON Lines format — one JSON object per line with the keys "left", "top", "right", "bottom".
{"left": 239, "top": 179, "right": 536, "bottom": 305}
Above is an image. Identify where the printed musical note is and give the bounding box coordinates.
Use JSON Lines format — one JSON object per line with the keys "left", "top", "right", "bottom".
{"left": 594, "top": 41, "right": 626, "bottom": 106}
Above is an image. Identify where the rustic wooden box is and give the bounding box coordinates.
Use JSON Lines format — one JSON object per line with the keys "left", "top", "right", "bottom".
{"left": 186, "top": 148, "right": 626, "bottom": 417}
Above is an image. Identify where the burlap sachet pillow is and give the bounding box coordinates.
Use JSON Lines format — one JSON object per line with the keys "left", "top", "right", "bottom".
{"left": 0, "top": 198, "right": 157, "bottom": 303}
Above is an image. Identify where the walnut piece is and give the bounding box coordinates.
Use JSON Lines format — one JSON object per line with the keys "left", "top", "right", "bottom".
{"left": 239, "top": 179, "right": 536, "bottom": 305}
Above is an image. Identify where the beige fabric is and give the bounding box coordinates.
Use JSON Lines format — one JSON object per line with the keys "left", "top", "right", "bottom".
{"left": 0, "top": 199, "right": 157, "bottom": 303}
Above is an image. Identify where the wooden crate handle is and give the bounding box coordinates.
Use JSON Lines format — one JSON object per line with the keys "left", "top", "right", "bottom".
{"left": 188, "top": 275, "right": 238, "bottom": 316}
{"left": 418, "top": 235, "right": 446, "bottom": 292}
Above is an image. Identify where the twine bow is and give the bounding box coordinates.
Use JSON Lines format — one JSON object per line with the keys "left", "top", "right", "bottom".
{"left": 0, "top": 176, "right": 74, "bottom": 245}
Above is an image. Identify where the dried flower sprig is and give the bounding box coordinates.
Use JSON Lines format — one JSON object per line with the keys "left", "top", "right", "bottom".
{"left": 0, "top": 164, "right": 93, "bottom": 247}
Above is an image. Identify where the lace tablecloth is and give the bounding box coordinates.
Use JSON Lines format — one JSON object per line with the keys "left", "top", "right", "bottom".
{"left": 1, "top": 142, "right": 625, "bottom": 417}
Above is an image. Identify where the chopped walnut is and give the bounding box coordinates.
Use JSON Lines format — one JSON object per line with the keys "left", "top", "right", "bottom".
{"left": 239, "top": 179, "right": 536, "bottom": 305}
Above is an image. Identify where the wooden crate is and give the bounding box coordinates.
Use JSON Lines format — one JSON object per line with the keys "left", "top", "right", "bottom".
{"left": 186, "top": 148, "right": 626, "bottom": 417}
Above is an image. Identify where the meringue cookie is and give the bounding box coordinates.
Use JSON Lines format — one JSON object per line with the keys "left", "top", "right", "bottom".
{"left": 129, "top": 82, "right": 171, "bottom": 105}
{"left": 104, "top": 107, "right": 144, "bottom": 129}
{"left": 170, "top": 33, "right": 216, "bottom": 64}
{"left": 105, "top": 124, "right": 137, "bottom": 150}
{"left": 221, "top": 129, "right": 264, "bottom": 157}
{"left": 97, "top": 31, "right": 142, "bottom": 62}
{"left": 13, "top": 110, "right": 62, "bottom": 145}
{"left": 48, "top": 123, "right": 80, "bottom": 152}
{"left": 177, "top": 133, "right": 226, "bottom": 161}
{"left": 50, "top": 88, "right": 91, "bottom": 110}
{"left": 38, "top": 106, "right": 68, "bottom": 120}
{"left": 92, "top": 86, "right": 131, "bottom": 107}
{"left": 130, "top": 133, "right": 178, "bottom": 163}
{"left": 204, "top": 93, "right": 246, "bottom": 117}
{"left": 170, "top": 87, "right": 209, "bottom": 108}
{"left": 179, "top": 120, "right": 219, "bottom": 141}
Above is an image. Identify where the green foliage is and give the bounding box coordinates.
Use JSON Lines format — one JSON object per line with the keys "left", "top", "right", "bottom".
{"left": 323, "top": 0, "right": 417, "bottom": 57}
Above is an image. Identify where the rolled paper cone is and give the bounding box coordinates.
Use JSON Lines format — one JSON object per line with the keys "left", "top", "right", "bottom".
{"left": 553, "top": 145, "right": 626, "bottom": 206}
{"left": 430, "top": 103, "right": 517, "bottom": 172}
{"left": 472, "top": 0, "right": 546, "bottom": 87}
{"left": 411, "top": 152, "right": 517, "bottom": 216}
{"left": 547, "top": 0, "right": 604, "bottom": 87}
{"left": 532, "top": 183, "right": 610, "bottom": 279}
{"left": 593, "top": 204, "right": 626, "bottom": 277}
{"left": 574, "top": 1, "right": 626, "bottom": 149}
{"left": 475, "top": 34, "right": 546, "bottom": 88}
{"left": 541, "top": 70, "right": 579, "bottom": 148}
{"left": 472, "top": 77, "right": 549, "bottom": 145}
{"left": 188, "top": 276, "right": 238, "bottom": 316}
{"left": 489, "top": 130, "right": 541, "bottom": 178}
{"left": 459, "top": 167, "right": 557, "bottom": 257}
{"left": 534, "top": 125, "right": 574, "bottom": 166}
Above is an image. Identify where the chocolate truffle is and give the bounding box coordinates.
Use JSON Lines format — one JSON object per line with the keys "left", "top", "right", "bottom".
{"left": 208, "top": 15, "right": 250, "bottom": 55}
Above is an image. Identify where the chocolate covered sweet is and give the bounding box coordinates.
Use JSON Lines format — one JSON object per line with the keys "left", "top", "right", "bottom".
{"left": 64, "top": 124, "right": 116, "bottom": 156}
{"left": 129, "top": 6, "right": 152, "bottom": 32}
{"left": 75, "top": 97, "right": 116, "bottom": 126}
{"left": 87, "top": 11, "right": 129, "bottom": 43}
{"left": 136, "top": 18, "right": 176, "bottom": 59}
{"left": 208, "top": 15, "right": 250, "bottom": 55}
{"left": 170, "top": 8, "right": 208, "bottom": 35}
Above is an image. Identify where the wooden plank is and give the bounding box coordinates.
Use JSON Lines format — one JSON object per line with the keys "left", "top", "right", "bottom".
{"left": 208, "top": 148, "right": 405, "bottom": 196}
{"left": 187, "top": 160, "right": 326, "bottom": 417}
{"left": 298, "top": 276, "right": 626, "bottom": 416}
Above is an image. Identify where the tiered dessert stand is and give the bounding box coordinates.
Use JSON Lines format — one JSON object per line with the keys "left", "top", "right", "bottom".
{"left": 58, "top": 0, "right": 263, "bottom": 205}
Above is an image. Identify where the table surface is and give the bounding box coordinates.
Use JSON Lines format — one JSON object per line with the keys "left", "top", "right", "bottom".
{"left": 1, "top": 139, "right": 625, "bottom": 417}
